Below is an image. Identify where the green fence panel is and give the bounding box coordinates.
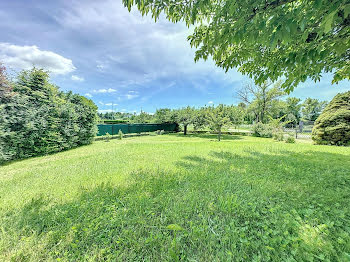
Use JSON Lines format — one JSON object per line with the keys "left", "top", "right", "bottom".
{"left": 97, "top": 123, "right": 178, "bottom": 136}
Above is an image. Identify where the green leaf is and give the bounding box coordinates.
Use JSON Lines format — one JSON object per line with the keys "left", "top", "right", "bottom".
{"left": 323, "top": 11, "right": 336, "bottom": 33}
{"left": 300, "top": 19, "right": 306, "bottom": 32}
{"left": 344, "top": 5, "right": 350, "bottom": 18}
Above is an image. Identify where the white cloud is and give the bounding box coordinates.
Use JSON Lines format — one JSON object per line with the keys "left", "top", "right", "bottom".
{"left": 71, "top": 75, "right": 84, "bottom": 82}
{"left": 0, "top": 42, "right": 75, "bottom": 75}
{"left": 125, "top": 90, "right": 139, "bottom": 100}
{"left": 85, "top": 93, "right": 93, "bottom": 98}
{"left": 104, "top": 103, "right": 118, "bottom": 106}
{"left": 93, "top": 88, "right": 117, "bottom": 93}
{"left": 208, "top": 101, "right": 214, "bottom": 104}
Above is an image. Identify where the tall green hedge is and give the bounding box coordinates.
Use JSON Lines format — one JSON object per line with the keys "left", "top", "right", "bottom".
{"left": 0, "top": 68, "right": 98, "bottom": 163}
{"left": 312, "top": 91, "right": 350, "bottom": 146}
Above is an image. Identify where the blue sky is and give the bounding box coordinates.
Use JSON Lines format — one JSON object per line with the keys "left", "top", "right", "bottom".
{"left": 0, "top": 0, "right": 349, "bottom": 113}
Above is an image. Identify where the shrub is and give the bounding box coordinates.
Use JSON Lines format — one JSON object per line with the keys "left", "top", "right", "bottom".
{"left": 252, "top": 123, "right": 273, "bottom": 138}
{"left": 285, "top": 135, "right": 296, "bottom": 143}
{"left": 273, "top": 131, "right": 284, "bottom": 141}
{"left": 118, "top": 129, "right": 123, "bottom": 140}
{"left": 312, "top": 91, "right": 350, "bottom": 146}
{"left": 105, "top": 132, "right": 112, "bottom": 142}
{"left": 160, "top": 130, "right": 165, "bottom": 135}
{"left": 103, "top": 119, "right": 129, "bottom": 124}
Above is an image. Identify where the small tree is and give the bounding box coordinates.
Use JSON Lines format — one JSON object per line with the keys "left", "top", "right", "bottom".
{"left": 176, "top": 106, "right": 194, "bottom": 135}
{"left": 206, "top": 104, "right": 231, "bottom": 141}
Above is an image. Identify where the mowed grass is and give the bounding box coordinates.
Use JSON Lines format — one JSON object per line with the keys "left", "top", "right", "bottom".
{"left": 1, "top": 134, "right": 350, "bottom": 261}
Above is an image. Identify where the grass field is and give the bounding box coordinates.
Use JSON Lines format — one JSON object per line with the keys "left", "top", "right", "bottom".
{"left": 1, "top": 134, "right": 350, "bottom": 261}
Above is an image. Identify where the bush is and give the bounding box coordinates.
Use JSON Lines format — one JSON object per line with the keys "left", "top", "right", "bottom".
{"left": 0, "top": 68, "right": 98, "bottom": 163}
{"left": 252, "top": 123, "right": 273, "bottom": 138}
{"left": 285, "top": 135, "right": 295, "bottom": 143}
{"left": 103, "top": 119, "right": 129, "bottom": 124}
{"left": 118, "top": 129, "right": 123, "bottom": 140}
{"left": 104, "top": 132, "right": 112, "bottom": 142}
{"left": 160, "top": 130, "right": 165, "bottom": 135}
{"left": 312, "top": 91, "right": 350, "bottom": 146}
{"left": 273, "top": 131, "right": 284, "bottom": 141}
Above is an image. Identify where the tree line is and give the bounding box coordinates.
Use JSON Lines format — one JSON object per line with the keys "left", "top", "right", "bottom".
{"left": 0, "top": 65, "right": 98, "bottom": 163}
{"left": 99, "top": 82, "right": 328, "bottom": 140}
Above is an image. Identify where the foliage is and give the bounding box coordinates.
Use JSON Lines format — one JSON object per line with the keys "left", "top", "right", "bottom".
{"left": 312, "top": 91, "right": 350, "bottom": 146}
{"left": 269, "top": 115, "right": 287, "bottom": 141}
{"left": 237, "top": 81, "right": 285, "bottom": 123}
{"left": 123, "top": 0, "right": 350, "bottom": 91}
{"left": 98, "top": 111, "right": 133, "bottom": 121}
{"left": 192, "top": 107, "right": 207, "bottom": 131}
{"left": 105, "top": 132, "right": 112, "bottom": 142}
{"left": 252, "top": 122, "right": 273, "bottom": 138}
{"left": 273, "top": 131, "right": 284, "bottom": 141}
{"left": 118, "top": 129, "right": 124, "bottom": 140}
{"left": 285, "top": 135, "right": 296, "bottom": 143}
{"left": 302, "top": 98, "right": 328, "bottom": 121}
{"left": 176, "top": 106, "right": 195, "bottom": 135}
{"left": 131, "top": 111, "right": 153, "bottom": 123}
{"left": 228, "top": 105, "right": 244, "bottom": 129}
{"left": 103, "top": 119, "right": 129, "bottom": 124}
{"left": 96, "top": 96, "right": 328, "bottom": 130}
{"left": 1, "top": 134, "right": 350, "bottom": 261}
{"left": 285, "top": 97, "right": 302, "bottom": 123}
{"left": 205, "top": 104, "right": 231, "bottom": 141}
{"left": 0, "top": 67, "right": 98, "bottom": 163}
{"left": 154, "top": 108, "right": 172, "bottom": 123}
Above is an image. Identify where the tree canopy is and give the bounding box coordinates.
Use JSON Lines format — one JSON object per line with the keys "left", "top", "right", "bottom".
{"left": 123, "top": 0, "right": 350, "bottom": 92}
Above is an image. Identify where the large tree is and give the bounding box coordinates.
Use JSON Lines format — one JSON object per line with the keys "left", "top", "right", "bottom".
{"left": 123, "top": 0, "right": 350, "bottom": 91}
{"left": 284, "top": 97, "right": 302, "bottom": 126}
{"left": 301, "top": 98, "right": 328, "bottom": 121}
{"left": 237, "top": 81, "right": 285, "bottom": 123}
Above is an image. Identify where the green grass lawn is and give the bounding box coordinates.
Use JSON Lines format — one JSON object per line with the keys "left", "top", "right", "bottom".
{"left": 1, "top": 134, "right": 349, "bottom": 261}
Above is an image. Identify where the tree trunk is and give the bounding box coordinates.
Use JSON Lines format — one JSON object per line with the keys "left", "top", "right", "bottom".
{"left": 184, "top": 125, "right": 187, "bottom": 135}
{"left": 218, "top": 127, "right": 221, "bottom": 141}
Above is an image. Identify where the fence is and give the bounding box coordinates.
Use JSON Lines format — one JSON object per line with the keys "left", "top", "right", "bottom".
{"left": 283, "top": 121, "right": 315, "bottom": 139}
{"left": 97, "top": 123, "right": 178, "bottom": 136}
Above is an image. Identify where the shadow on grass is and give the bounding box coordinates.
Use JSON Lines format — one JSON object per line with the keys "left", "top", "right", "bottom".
{"left": 1, "top": 149, "right": 350, "bottom": 261}
{"left": 0, "top": 143, "right": 93, "bottom": 167}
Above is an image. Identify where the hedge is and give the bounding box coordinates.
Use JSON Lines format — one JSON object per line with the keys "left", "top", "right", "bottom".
{"left": 0, "top": 68, "right": 98, "bottom": 163}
